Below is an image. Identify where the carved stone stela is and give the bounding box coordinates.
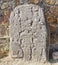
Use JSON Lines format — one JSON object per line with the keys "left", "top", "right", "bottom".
{"left": 10, "top": 4, "right": 47, "bottom": 61}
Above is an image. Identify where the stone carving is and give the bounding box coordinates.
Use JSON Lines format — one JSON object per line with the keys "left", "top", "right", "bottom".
{"left": 9, "top": 4, "right": 47, "bottom": 62}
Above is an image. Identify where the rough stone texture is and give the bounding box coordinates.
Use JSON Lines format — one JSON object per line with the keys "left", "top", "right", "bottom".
{"left": 45, "top": 12, "right": 56, "bottom": 24}
{"left": 52, "top": 52, "right": 58, "bottom": 60}
{"left": 0, "top": 38, "right": 9, "bottom": 58}
{"left": 50, "top": 6, "right": 58, "bottom": 17}
{"left": 10, "top": 4, "right": 47, "bottom": 62}
{"left": 0, "top": 57, "right": 52, "bottom": 65}
{"left": 0, "top": 25, "right": 6, "bottom": 36}
{"left": 19, "top": 0, "right": 40, "bottom": 4}
{"left": 44, "top": 0, "right": 56, "bottom": 5}
{"left": 0, "top": 0, "right": 58, "bottom": 60}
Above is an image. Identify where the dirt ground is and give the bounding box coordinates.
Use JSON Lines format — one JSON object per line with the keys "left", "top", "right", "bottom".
{"left": 0, "top": 56, "right": 58, "bottom": 65}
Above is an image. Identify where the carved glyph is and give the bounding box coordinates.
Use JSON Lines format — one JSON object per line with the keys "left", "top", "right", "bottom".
{"left": 10, "top": 4, "right": 47, "bottom": 62}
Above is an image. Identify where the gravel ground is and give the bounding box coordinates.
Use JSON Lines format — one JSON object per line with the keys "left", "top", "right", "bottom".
{"left": 0, "top": 56, "right": 58, "bottom": 65}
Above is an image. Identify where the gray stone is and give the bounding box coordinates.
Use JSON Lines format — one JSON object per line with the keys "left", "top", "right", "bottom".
{"left": 52, "top": 52, "right": 58, "bottom": 60}
{"left": 9, "top": 4, "right": 47, "bottom": 62}
{"left": 20, "top": 0, "right": 29, "bottom": 4}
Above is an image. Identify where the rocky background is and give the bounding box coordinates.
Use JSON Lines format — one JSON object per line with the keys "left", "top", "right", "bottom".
{"left": 0, "top": 0, "right": 58, "bottom": 59}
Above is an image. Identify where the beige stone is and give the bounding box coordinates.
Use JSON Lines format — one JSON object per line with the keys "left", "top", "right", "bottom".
{"left": 50, "top": 6, "right": 58, "bottom": 16}
{"left": 45, "top": 0, "right": 56, "bottom": 5}
{"left": 1, "top": 2, "right": 8, "bottom": 9}
{"left": 45, "top": 12, "right": 56, "bottom": 24}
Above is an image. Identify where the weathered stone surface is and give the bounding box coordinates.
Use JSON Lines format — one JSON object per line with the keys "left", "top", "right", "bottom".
{"left": 33, "top": 0, "right": 40, "bottom": 4}
{"left": 55, "top": 0, "right": 58, "bottom": 5}
{"left": 19, "top": 0, "right": 40, "bottom": 4}
{"left": 0, "top": 0, "right": 58, "bottom": 60}
{"left": 44, "top": 0, "right": 56, "bottom": 5}
{"left": 4, "top": 10, "right": 10, "bottom": 17}
{"left": 0, "top": 10, "right": 4, "bottom": 23}
{"left": 0, "top": 38, "right": 9, "bottom": 58}
{"left": 50, "top": 6, "right": 58, "bottom": 17}
{"left": 0, "top": 25, "right": 6, "bottom": 36}
{"left": 16, "top": 0, "right": 20, "bottom": 5}
{"left": 10, "top": 4, "right": 47, "bottom": 62}
{"left": 45, "top": 12, "right": 56, "bottom": 24}
{"left": 57, "top": 18, "right": 58, "bottom": 24}
{"left": 50, "top": 24, "right": 56, "bottom": 32}
{"left": 1, "top": 2, "right": 8, "bottom": 9}
{"left": 20, "top": 0, "right": 29, "bottom": 4}
{"left": 52, "top": 52, "right": 58, "bottom": 60}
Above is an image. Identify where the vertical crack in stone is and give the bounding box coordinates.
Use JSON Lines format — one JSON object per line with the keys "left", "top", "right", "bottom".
{"left": 30, "top": 46, "right": 32, "bottom": 60}
{"left": 30, "top": 20, "right": 33, "bottom": 26}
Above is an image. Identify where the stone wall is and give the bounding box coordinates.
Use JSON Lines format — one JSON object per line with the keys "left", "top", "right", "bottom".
{"left": 0, "top": 0, "right": 58, "bottom": 58}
